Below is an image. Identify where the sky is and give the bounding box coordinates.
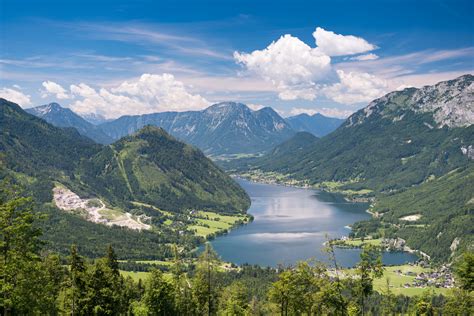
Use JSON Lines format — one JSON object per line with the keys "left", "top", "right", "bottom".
{"left": 0, "top": 0, "right": 473, "bottom": 119}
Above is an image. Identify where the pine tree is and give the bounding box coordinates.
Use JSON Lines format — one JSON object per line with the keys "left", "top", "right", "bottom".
{"left": 218, "top": 281, "right": 249, "bottom": 316}
{"left": 0, "top": 181, "right": 43, "bottom": 315}
{"left": 193, "top": 243, "right": 220, "bottom": 316}
{"left": 106, "top": 245, "right": 120, "bottom": 277}
{"left": 143, "top": 269, "right": 175, "bottom": 315}
{"left": 354, "top": 245, "right": 384, "bottom": 316}
{"left": 454, "top": 252, "right": 474, "bottom": 291}
{"left": 69, "top": 245, "right": 87, "bottom": 316}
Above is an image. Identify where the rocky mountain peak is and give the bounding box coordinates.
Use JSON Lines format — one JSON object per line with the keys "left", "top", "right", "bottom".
{"left": 346, "top": 74, "right": 474, "bottom": 128}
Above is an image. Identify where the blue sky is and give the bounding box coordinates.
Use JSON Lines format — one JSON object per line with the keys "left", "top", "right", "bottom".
{"left": 1, "top": 0, "right": 473, "bottom": 118}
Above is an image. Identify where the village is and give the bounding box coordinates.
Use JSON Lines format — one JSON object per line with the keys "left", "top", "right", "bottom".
{"left": 399, "top": 263, "right": 455, "bottom": 289}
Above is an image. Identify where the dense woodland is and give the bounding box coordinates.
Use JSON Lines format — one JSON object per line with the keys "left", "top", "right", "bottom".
{"left": 1, "top": 181, "right": 473, "bottom": 315}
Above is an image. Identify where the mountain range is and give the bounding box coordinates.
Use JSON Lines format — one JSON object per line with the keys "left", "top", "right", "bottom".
{"left": 25, "top": 102, "right": 343, "bottom": 155}
{"left": 235, "top": 74, "right": 474, "bottom": 261}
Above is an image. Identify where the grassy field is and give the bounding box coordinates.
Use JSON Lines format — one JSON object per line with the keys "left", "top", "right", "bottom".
{"left": 343, "top": 264, "right": 451, "bottom": 297}
{"left": 340, "top": 238, "right": 383, "bottom": 247}
{"left": 187, "top": 211, "right": 248, "bottom": 238}
{"left": 130, "top": 201, "right": 173, "bottom": 216}
{"left": 317, "top": 181, "right": 373, "bottom": 195}
{"left": 120, "top": 270, "right": 151, "bottom": 282}
{"left": 98, "top": 207, "right": 124, "bottom": 220}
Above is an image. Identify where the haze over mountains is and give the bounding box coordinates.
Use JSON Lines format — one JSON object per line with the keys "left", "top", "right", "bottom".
{"left": 25, "top": 101, "right": 343, "bottom": 155}
{"left": 26, "top": 103, "right": 114, "bottom": 144}
{"left": 286, "top": 113, "right": 344, "bottom": 137}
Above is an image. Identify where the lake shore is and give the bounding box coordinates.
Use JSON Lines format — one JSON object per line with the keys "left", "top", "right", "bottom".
{"left": 232, "top": 173, "right": 428, "bottom": 264}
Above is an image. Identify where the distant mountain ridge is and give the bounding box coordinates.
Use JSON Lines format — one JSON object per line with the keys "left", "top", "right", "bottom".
{"left": 26, "top": 103, "right": 113, "bottom": 144}
{"left": 285, "top": 113, "right": 344, "bottom": 137}
{"left": 98, "top": 102, "right": 296, "bottom": 155}
{"left": 25, "top": 101, "right": 351, "bottom": 154}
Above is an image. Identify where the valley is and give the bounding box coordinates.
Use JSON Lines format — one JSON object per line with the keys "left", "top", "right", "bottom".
{"left": 1, "top": 75, "right": 472, "bottom": 315}
{"left": 2, "top": 2, "right": 474, "bottom": 314}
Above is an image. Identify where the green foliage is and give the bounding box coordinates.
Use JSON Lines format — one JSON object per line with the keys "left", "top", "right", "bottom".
{"left": 218, "top": 281, "right": 249, "bottom": 316}
{"left": 354, "top": 245, "right": 384, "bottom": 314}
{"left": 0, "top": 180, "right": 64, "bottom": 315}
{"left": 353, "top": 166, "right": 474, "bottom": 262}
{"left": 142, "top": 269, "right": 175, "bottom": 315}
{"left": 79, "top": 126, "right": 250, "bottom": 214}
{"left": 443, "top": 288, "right": 473, "bottom": 315}
{"left": 454, "top": 252, "right": 474, "bottom": 291}
{"left": 193, "top": 244, "right": 220, "bottom": 315}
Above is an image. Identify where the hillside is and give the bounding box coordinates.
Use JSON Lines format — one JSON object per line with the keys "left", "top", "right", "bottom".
{"left": 236, "top": 75, "right": 474, "bottom": 261}
{"left": 26, "top": 103, "right": 113, "bottom": 144}
{"left": 0, "top": 99, "right": 250, "bottom": 258}
{"left": 352, "top": 166, "right": 474, "bottom": 262}
{"left": 286, "top": 113, "right": 344, "bottom": 137}
{"left": 78, "top": 125, "right": 250, "bottom": 213}
{"left": 248, "top": 75, "right": 474, "bottom": 192}
{"left": 99, "top": 102, "right": 295, "bottom": 155}
{"left": 0, "top": 98, "right": 100, "bottom": 178}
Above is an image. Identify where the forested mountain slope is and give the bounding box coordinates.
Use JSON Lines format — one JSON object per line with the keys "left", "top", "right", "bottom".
{"left": 352, "top": 165, "right": 474, "bottom": 262}
{"left": 79, "top": 125, "right": 250, "bottom": 213}
{"left": 248, "top": 75, "right": 474, "bottom": 192}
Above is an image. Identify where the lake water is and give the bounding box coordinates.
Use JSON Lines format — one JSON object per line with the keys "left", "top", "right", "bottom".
{"left": 209, "top": 179, "right": 418, "bottom": 267}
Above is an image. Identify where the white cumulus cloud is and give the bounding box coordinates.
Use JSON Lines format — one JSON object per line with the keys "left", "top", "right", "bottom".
{"left": 313, "top": 27, "right": 376, "bottom": 57}
{"left": 234, "top": 34, "right": 331, "bottom": 100}
{"left": 41, "top": 81, "right": 70, "bottom": 99}
{"left": 323, "top": 70, "right": 389, "bottom": 105}
{"left": 68, "top": 73, "right": 210, "bottom": 118}
{"left": 234, "top": 27, "right": 380, "bottom": 104}
{"left": 0, "top": 87, "right": 32, "bottom": 106}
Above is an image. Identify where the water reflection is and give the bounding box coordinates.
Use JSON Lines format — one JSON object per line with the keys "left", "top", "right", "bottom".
{"left": 209, "top": 179, "right": 418, "bottom": 267}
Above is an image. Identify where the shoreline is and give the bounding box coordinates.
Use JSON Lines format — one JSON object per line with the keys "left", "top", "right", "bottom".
{"left": 233, "top": 173, "right": 428, "bottom": 263}
{"left": 232, "top": 173, "right": 374, "bottom": 202}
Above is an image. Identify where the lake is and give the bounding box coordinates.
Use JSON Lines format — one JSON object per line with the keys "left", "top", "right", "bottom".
{"left": 209, "top": 179, "right": 418, "bottom": 267}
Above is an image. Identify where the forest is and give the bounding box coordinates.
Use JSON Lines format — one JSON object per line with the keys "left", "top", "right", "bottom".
{"left": 1, "top": 179, "right": 473, "bottom": 315}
